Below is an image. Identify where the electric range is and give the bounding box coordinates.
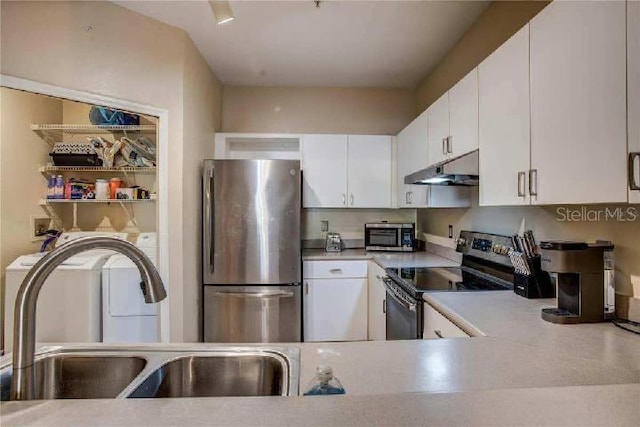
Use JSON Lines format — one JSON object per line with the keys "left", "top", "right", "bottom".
{"left": 382, "top": 230, "right": 515, "bottom": 340}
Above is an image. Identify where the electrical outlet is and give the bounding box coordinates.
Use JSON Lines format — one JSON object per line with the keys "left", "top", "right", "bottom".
{"left": 321, "top": 220, "right": 329, "bottom": 232}
{"left": 30, "top": 215, "right": 52, "bottom": 242}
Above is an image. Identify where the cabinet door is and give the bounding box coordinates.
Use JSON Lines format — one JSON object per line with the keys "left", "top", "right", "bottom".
{"left": 396, "top": 111, "right": 429, "bottom": 208}
{"left": 530, "top": 1, "right": 627, "bottom": 204}
{"left": 303, "top": 278, "right": 368, "bottom": 342}
{"left": 347, "top": 135, "right": 392, "bottom": 208}
{"left": 423, "top": 304, "right": 469, "bottom": 339}
{"left": 367, "top": 262, "right": 387, "bottom": 341}
{"left": 479, "top": 25, "right": 531, "bottom": 206}
{"left": 301, "top": 134, "right": 348, "bottom": 207}
{"left": 427, "top": 93, "right": 450, "bottom": 166}
{"left": 629, "top": 0, "right": 640, "bottom": 203}
{"left": 448, "top": 67, "right": 479, "bottom": 158}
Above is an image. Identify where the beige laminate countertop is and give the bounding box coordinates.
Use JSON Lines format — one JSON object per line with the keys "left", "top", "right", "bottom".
{"left": 302, "top": 248, "right": 460, "bottom": 268}
{"left": 4, "top": 266, "right": 640, "bottom": 425}
{"left": 423, "top": 291, "right": 640, "bottom": 374}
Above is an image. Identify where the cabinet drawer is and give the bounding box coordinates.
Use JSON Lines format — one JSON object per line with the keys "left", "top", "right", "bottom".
{"left": 303, "top": 260, "right": 368, "bottom": 279}
{"left": 423, "top": 304, "right": 470, "bottom": 339}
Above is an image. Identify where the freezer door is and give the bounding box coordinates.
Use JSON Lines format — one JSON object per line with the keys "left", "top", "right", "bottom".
{"left": 203, "top": 159, "right": 301, "bottom": 285}
{"left": 203, "top": 285, "right": 302, "bottom": 343}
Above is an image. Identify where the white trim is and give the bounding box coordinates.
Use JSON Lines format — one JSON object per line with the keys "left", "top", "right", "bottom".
{"left": 1, "top": 74, "right": 171, "bottom": 343}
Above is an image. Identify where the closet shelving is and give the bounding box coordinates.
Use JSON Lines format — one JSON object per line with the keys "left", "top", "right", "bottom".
{"left": 32, "top": 122, "right": 158, "bottom": 230}
{"left": 31, "top": 123, "right": 157, "bottom": 146}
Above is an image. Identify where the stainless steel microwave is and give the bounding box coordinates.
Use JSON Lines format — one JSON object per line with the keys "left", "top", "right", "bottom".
{"left": 365, "top": 223, "right": 415, "bottom": 252}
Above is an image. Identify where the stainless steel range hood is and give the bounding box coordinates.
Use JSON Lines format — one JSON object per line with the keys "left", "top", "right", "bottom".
{"left": 404, "top": 150, "right": 479, "bottom": 186}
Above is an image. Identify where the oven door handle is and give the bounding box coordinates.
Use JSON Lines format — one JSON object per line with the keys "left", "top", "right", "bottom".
{"left": 381, "top": 277, "right": 416, "bottom": 312}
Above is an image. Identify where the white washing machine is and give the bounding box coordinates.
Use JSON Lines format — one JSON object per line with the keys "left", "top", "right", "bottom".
{"left": 4, "top": 231, "right": 128, "bottom": 352}
{"left": 102, "top": 232, "right": 158, "bottom": 343}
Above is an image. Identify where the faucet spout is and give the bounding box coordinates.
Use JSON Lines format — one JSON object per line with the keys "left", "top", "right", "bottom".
{"left": 10, "top": 236, "right": 167, "bottom": 400}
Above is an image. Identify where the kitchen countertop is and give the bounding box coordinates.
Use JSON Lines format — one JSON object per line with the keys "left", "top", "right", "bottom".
{"left": 2, "top": 336, "right": 639, "bottom": 425}
{"left": 4, "top": 258, "right": 640, "bottom": 425}
{"left": 3, "top": 383, "right": 639, "bottom": 426}
{"left": 423, "top": 291, "right": 640, "bottom": 373}
{"left": 302, "top": 248, "right": 460, "bottom": 268}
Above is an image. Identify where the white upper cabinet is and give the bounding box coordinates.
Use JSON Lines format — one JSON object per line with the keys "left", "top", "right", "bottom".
{"left": 479, "top": 25, "right": 531, "bottom": 206}
{"left": 396, "top": 110, "right": 429, "bottom": 208}
{"left": 301, "top": 134, "right": 392, "bottom": 208}
{"left": 347, "top": 135, "right": 392, "bottom": 208}
{"left": 448, "top": 67, "right": 479, "bottom": 158}
{"left": 427, "top": 92, "right": 450, "bottom": 166}
{"left": 629, "top": 0, "right": 640, "bottom": 203}
{"left": 529, "top": 0, "right": 627, "bottom": 204}
{"left": 301, "top": 134, "right": 349, "bottom": 208}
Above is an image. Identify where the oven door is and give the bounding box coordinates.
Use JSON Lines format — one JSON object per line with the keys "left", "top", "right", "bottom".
{"left": 382, "top": 278, "right": 422, "bottom": 340}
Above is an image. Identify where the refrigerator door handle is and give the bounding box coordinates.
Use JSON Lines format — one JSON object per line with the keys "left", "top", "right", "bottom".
{"left": 203, "top": 166, "right": 215, "bottom": 275}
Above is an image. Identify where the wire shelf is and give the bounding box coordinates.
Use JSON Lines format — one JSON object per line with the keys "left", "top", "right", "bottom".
{"left": 39, "top": 199, "right": 155, "bottom": 205}
{"left": 31, "top": 124, "right": 157, "bottom": 145}
{"left": 39, "top": 166, "right": 157, "bottom": 174}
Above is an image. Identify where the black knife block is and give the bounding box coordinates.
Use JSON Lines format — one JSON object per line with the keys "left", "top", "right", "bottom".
{"left": 513, "top": 255, "right": 555, "bottom": 299}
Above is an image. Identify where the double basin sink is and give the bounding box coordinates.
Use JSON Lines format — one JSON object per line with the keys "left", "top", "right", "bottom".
{"left": 0, "top": 345, "right": 300, "bottom": 400}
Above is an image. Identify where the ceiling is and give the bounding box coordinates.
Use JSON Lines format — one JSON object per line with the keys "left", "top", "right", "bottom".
{"left": 114, "top": 1, "right": 489, "bottom": 88}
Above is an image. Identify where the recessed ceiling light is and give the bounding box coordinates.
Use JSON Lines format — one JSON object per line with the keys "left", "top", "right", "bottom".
{"left": 209, "top": 1, "right": 234, "bottom": 25}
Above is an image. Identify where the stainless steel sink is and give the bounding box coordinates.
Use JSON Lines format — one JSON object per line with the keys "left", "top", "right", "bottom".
{"left": 0, "top": 353, "right": 147, "bottom": 400}
{"left": 0, "top": 345, "right": 300, "bottom": 400}
{"left": 128, "top": 352, "right": 290, "bottom": 398}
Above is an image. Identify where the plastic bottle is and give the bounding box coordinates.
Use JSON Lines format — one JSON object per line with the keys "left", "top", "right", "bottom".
{"left": 303, "top": 349, "right": 345, "bottom": 396}
{"left": 54, "top": 175, "right": 65, "bottom": 199}
{"left": 47, "top": 175, "right": 56, "bottom": 199}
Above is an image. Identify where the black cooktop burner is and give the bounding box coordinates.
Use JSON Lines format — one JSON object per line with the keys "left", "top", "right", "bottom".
{"left": 386, "top": 266, "right": 513, "bottom": 297}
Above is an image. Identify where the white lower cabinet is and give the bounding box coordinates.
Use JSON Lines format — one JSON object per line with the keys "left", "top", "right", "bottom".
{"left": 423, "top": 303, "right": 469, "bottom": 339}
{"left": 367, "top": 261, "right": 387, "bottom": 341}
{"left": 303, "top": 261, "right": 368, "bottom": 342}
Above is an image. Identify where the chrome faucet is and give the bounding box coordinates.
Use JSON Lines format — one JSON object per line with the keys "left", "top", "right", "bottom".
{"left": 10, "top": 236, "right": 167, "bottom": 400}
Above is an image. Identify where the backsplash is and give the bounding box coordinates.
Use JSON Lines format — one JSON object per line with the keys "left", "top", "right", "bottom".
{"left": 418, "top": 188, "right": 640, "bottom": 318}
{"left": 303, "top": 208, "right": 416, "bottom": 242}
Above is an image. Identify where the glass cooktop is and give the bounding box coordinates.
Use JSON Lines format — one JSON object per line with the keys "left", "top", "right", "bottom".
{"left": 385, "top": 266, "right": 513, "bottom": 296}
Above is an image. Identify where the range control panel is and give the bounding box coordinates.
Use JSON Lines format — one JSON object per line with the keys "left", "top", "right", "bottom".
{"left": 455, "top": 231, "right": 513, "bottom": 266}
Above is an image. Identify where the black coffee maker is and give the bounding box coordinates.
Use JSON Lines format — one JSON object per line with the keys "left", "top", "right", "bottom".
{"left": 539, "top": 241, "right": 614, "bottom": 324}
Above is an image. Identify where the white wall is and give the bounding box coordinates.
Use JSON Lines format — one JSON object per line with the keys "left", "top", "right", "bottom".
{"left": 304, "top": 209, "right": 416, "bottom": 242}
{"left": 222, "top": 86, "right": 416, "bottom": 135}
{"left": 1, "top": 0, "right": 223, "bottom": 342}
{"left": 0, "top": 88, "right": 62, "bottom": 351}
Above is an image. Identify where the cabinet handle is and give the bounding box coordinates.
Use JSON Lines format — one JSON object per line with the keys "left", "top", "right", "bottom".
{"left": 442, "top": 138, "right": 447, "bottom": 156}
{"left": 304, "top": 282, "right": 309, "bottom": 295}
{"left": 405, "top": 191, "right": 410, "bottom": 204}
{"left": 629, "top": 153, "right": 640, "bottom": 191}
{"left": 408, "top": 191, "right": 413, "bottom": 204}
{"left": 446, "top": 136, "right": 452, "bottom": 154}
{"left": 434, "top": 330, "right": 444, "bottom": 339}
{"left": 383, "top": 299, "right": 386, "bottom": 314}
{"left": 517, "top": 171, "right": 526, "bottom": 197}
{"left": 342, "top": 193, "right": 346, "bottom": 206}
{"left": 329, "top": 269, "right": 343, "bottom": 274}
{"left": 350, "top": 193, "right": 354, "bottom": 206}
{"left": 529, "top": 169, "right": 538, "bottom": 196}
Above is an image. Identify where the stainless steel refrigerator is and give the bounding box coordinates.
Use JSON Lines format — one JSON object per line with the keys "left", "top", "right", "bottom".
{"left": 202, "top": 159, "right": 301, "bottom": 342}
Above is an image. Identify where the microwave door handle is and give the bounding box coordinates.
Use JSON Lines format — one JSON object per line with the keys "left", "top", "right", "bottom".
{"left": 203, "top": 166, "right": 214, "bottom": 274}
{"left": 381, "top": 278, "right": 416, "bottom": 312}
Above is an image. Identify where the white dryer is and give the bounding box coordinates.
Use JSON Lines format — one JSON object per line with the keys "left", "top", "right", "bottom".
{"left": 102, "top": 232, "right": 158, "bottom": 343}
{"left": 4, "top": 232, "right": 128, "bottom": 352}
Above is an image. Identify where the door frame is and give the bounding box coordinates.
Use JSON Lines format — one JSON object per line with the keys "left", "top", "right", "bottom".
{"left": 0, "top": 74, "right": 171, "bottom": 342}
